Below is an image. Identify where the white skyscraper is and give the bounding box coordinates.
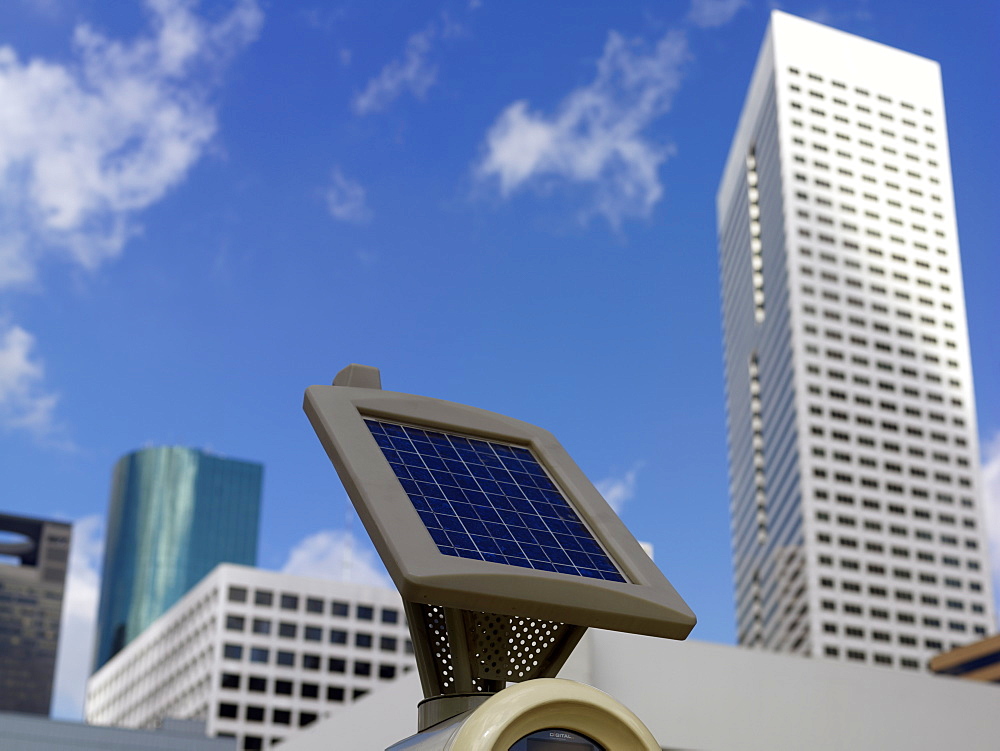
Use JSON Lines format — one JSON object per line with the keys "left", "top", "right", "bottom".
{"left": 717, "top": 11, "right": 996, "bottom": 671}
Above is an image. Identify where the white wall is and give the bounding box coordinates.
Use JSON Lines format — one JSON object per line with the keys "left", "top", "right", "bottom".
{"left": 279, "top": 632, "right": 1000, "bottom": 750}
{"left": 588, "top": 632, "right": 997, "bottom": 750}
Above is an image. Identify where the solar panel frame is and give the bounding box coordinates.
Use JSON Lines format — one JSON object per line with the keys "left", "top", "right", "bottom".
{"left": 304, "top": 381, "right": 696, "bottom": 640}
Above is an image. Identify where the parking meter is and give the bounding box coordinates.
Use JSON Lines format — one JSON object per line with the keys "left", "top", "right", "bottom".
{"left": 305, "top": 365, "right": 694, "bottom": 749}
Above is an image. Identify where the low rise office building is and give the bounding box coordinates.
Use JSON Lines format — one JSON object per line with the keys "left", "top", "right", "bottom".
{"left": 86, "top": 564, "right": 416, "bottom": 751}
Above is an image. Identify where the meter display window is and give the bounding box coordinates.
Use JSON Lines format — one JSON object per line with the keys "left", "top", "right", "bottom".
{"left": 509, "top": 729, "right": 605, "bottom": 751}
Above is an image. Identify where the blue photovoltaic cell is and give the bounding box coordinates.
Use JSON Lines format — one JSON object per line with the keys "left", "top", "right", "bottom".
{"left": 364, "top": 419, "right": 626, "bottom": 583}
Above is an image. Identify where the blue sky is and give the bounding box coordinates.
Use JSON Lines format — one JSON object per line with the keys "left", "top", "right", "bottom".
{"left": 0, "top": 0, "right": 996, "bottom": 719}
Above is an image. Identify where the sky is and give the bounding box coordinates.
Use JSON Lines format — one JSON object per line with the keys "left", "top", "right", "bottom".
{"left": 0, "top": 0, "right": 996, "bottom": 721}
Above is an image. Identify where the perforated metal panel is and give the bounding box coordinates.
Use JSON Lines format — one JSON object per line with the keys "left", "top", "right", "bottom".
{"left": 464, "top": 612, "right": 583, "bottom": 682}
{"left": 405, "top": 602, "right": 585, "bottom": 699}
{"left": 422, "top": 605, "right": 455, "bottom": 692}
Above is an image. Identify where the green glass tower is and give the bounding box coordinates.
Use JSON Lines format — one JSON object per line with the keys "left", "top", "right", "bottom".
{"left": 93, "top": 447, "right": 262, "bottom": 671}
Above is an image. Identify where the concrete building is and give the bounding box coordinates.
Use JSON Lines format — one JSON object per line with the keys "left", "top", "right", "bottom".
{"left": 86, "top": 564, "right": 416, "bottom": 751}
{"left": 276, "top": 630, "right": 1000, "bottom": 751}
{"left": 717, "top": 11, "right": 996, "bottom": 670}
{"left": 94, "top": 446, "right": 263, "bottom": 671}
{"left": 0, "top": 512, "right": 71, "bottom": 715}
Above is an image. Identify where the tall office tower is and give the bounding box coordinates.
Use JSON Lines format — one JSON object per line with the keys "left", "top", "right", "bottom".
{"left": 86, "top": 565, "right": 416, "bottom": 751}
{"left": 94, "top": 447, "right": 263, "bottom": 671}
{"left": 0, "top": 512, "right": 71, "bottom": 714}
{"left": 717, "top": 11, "right": 996, "bottom": 671}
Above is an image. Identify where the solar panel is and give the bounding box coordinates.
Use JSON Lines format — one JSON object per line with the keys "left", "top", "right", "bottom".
{"left": 304, "top": 367, "right": 696, "bottom": 642}
{"left": 365, "top": 419, "right": 627, "bottom": 583}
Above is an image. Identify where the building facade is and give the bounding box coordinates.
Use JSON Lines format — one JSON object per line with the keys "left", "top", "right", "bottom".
{"left": 94, "top": 447, "right": 263, "bottom": 671}
{"left": 717, "top": 11, "right": 995, "bottom": 670}
{"left": 86, "top": 565, "right": 416, "bottom": 751}
{"left": 0, "top": 512, "right": 71, "bottom": 715}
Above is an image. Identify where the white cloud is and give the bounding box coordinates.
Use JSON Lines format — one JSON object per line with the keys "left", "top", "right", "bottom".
{"left": 325, "top": 167, "right": 372, "bottom": 223}
{"left": 476, "top": 29, "right": 688, "bottom": 227}
{"left": 352, "top": 22, "right": 439, "bottom": 115}
{"left": 0, "top": 0, "right": 263, "bottom": 289}
{"left": 282, "top": 529, "right": 392, "bottom": 588}
{"left": 0, "top": 320, "right": 59, "bottom": 437}
{"left": 687, "top": 0, "right": 748, "bottom": 28}
{"left": 0, "top": 1, "right": 260, "bottom": 439}
{"left": 596, "top": 463, "right": 643, "bottom": 514}
{"left": 51, "top": 514, "right": 104, "bottom": 720}
{"left": 982, "top": 432, "right": 1000, "bottom": 608}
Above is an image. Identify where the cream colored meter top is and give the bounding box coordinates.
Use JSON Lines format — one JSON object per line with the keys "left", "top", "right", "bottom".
{"left": 386, "top": 679, "right": 660, "bottom": 751}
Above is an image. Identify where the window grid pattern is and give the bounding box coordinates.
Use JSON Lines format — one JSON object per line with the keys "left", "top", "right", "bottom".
{"left": 783, "top": 60, "right": 994, "bottom": 667}
{"left": 747, "top": 146, "right": 767, "bottom": 322}
{"left": 722, "top": 71, "right": 810, "bottom": 657}
{"left": 85, "top": 567, "right": 417, "bottom": 751}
